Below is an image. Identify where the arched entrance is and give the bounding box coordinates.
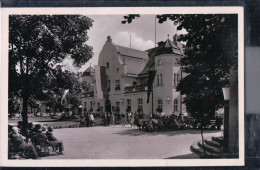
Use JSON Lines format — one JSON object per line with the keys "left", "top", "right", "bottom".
{"left": 105, "top": 99, "right": 111, "bottom": 113}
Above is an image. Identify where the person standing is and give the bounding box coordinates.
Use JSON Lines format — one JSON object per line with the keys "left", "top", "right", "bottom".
{"left": 104, "top": 112, "right": 107, "bottom": 126}
{"left": 121, "top": 112, "right": 126, "bottom": 127}
{"left": 106, "top": 112, "right": 110, "bottom": 126}
{"left": 110, "top": 112, "right": 115, "bottom": 127}
{"left": 89, "top": 113, "right": 95, "bottom": 127}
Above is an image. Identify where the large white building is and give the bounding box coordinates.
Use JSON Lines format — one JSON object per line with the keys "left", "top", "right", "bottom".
{"left": 80, "top": 35, "right": 186, "bottom": 116}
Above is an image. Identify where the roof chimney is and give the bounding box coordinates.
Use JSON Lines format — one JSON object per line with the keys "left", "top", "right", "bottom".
{"left": 106, "top": 35, "right": 112, "bottom": 42}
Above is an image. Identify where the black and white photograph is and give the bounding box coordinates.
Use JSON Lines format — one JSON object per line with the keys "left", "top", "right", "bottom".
{"left": 0, "top": 7, "right": 244, "bottom": 166}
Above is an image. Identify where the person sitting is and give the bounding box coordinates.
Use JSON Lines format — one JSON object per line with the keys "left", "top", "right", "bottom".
{"left": 31, "top": 124, "right": 50, "bottom": 153}
{"left": 9, "top": 126, "right": 38, "bottom": 159}
{"left": 27, "top": 122, "right": 34, "bottom": 142}
{"left": 46, "top": 127, "right": 64, "bottom": 154}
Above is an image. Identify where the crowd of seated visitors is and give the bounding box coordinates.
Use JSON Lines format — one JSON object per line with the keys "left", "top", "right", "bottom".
{"left": 8, "top": 121, "right": 64, "bottom": 159}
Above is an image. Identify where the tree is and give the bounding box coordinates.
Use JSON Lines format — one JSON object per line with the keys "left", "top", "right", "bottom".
{"left": 9, "top": 15, "right": 93, "bottom": 138}
{"left": 122, "top": 14, "right": 238, "bottom": 152}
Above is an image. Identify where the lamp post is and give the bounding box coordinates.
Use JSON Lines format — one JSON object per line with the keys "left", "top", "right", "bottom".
{"left": 79, "top": 105, "right": 82, "bottom": 116}
{"left": 166, "top": 96, "right": 171, "bottom": 104}
{"left": 222, "top": 86, "right": 230, "bottom": 153}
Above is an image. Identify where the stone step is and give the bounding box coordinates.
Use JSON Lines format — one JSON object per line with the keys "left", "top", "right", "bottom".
{"left": 197, "top": 142, "right": 222, "bottom": 155}
{"left": 212, "top": 136, "right": 224, "bottom": 143}
{"left": 190, "top": 144, "right": 220, "bottom": 158}
{"left": 205, "top": 139, "right": 222, "bottom": 148}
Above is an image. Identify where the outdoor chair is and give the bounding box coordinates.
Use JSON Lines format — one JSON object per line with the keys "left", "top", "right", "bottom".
{"left": 8, "top": 141, "right": 26, "bottom": 159}
{"left": 31, "top": 133, "right": 51, "bottom": 156}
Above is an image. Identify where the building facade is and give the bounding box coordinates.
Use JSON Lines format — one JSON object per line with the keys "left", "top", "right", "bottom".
{"left": 80, "top": 35, "right": 186, "bottom": 116}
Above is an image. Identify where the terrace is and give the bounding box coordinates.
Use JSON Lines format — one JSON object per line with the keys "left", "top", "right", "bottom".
{"left": 124, "top": 85, "right": 148, "bottom": 94}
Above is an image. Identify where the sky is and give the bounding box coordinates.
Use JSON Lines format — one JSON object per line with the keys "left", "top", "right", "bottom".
{"left": 62, "top": 15, "right": 185, "bottom": 73}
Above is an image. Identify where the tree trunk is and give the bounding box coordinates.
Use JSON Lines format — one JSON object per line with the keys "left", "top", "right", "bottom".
{"left": 22, "top": 93, "right": 29, "bottom": 142}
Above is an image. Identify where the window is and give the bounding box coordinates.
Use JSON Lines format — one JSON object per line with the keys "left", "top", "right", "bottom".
{"left": 138, "top": 98, "right": 143, "bottom": 111}
{"left": 116, "top": 102, "right": 120, "bottom": 112}
{"left": 107, "top": 80, "right": 110, "bottom": 91}
{"left": 127, "top": 99, "right": 131, "bottom": 112}
{"left": 84, "top": 102, "right": 87, "bottom": 109}
{"left": 174, "top": 73, "right": 179, "bottom": 86}
{"left": 158, "top": 99, "right": 163, "bottom": 111}
{"left": 174, "top": 99, "right": 178, "bottom": 111}
{"left": 133, "top": 81, "right": 137, "bottom": 86}
{"left": 158, "top": 59, "right": 162, "bottom": 65}
{"left": 115, "top": 80, "right": 120, "bottom": 90}
{"left": 157, "top": 74, "right": 163, "bottom": 86}
{"left": 116, "top": 68, "right": 119, "bottom": 72}
{"left": 106, "top": 62, "right": 109, "bottom": 68}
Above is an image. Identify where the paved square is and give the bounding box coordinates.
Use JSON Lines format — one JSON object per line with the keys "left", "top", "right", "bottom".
{"left": 42, "top": 126, "right": 221, "bottom": 159}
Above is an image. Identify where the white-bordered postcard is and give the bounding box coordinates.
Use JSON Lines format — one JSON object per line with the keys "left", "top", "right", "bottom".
{"left": 0, "top": 7, "right": 244, "bottom": 167}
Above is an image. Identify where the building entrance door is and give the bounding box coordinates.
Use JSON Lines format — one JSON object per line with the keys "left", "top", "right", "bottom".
{"left": 105, "top": 99, "right": 111, "bottom": 113}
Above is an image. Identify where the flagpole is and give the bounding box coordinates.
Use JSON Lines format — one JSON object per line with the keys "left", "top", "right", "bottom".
{"left": 155, "top": 15, "right": 157, "bottom": 47}
{"left": 130, "top": 33, "right": 131, "bottom": 48}
{"left": 152, "top": 15, "right": 157, "bottom": 114}
{"left": 68, "top": 91, "right": 70, "bottom": 115}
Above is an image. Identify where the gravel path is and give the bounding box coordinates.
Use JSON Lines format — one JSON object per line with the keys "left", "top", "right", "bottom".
{"left": 42, "top": 126, "right": 222, "bottom": 159}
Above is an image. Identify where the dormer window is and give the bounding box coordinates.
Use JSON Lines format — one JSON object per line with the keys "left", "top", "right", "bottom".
{"left": 158, "top": 59, "right": 162, "bottom": 65}
{"left": 106, "top": 62, "right": 109, "bottom": 68}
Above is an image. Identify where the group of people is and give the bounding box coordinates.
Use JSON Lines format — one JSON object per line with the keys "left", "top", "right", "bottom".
{"left": 8, "top": 121, "right": 64, "bottom": 159}
{"left": 79, "top": 110, "right": 223, "bottom": 132}
{"left": 80, "top": 112, "right": 95, "bottom": 127}
{"left": 103, "top": 112, "right": 137, "bottom": 127}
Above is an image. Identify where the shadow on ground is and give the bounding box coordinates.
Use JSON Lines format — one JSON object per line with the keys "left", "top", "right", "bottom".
{"left": 165, "top": 153, "right": 200, "bottom": 159}
{"left": 113, "top": 128, "right": 221, "bottom": 137}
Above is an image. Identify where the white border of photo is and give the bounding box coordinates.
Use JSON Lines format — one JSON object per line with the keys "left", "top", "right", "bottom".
{"left": 0, "top": 7, "right": 244, "bottom": 167}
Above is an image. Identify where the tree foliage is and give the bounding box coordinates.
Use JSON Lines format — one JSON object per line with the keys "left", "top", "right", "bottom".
{"left": 121, "top": 14, "right": 140, "bottom": 24}
{"left": 122, "top": 14, "right": 238, "bottom": 121}
{"left": 122, "top": 14, "right": 238, "bottom": 153}
{"left": 9, "top": 15, "right": 93, "bottom": 135}
{"left": 162, "top": 14, "right": 237, "bottom": 120}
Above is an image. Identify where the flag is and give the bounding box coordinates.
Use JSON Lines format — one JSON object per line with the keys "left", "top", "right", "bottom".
{"left": 95, "top": 65, "right": 108, "bottom": 99}
{"left": 61, "top": 89, "right": 69, "bottom": 104}
{"left": 147, "top": 69, "right": 157, "bottom": 103}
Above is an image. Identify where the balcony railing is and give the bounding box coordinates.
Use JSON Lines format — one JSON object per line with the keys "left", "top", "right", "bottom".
{"left": 125, "top": 85, "right": 148, "bottom": 94}
{"left": 81, "top": 91, "right": 94, "bottom": 98}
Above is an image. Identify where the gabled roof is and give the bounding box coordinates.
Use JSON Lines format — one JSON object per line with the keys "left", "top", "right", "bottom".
{"left": 138, "top": 37, "right": 184, "bottom": 76}
{"left": 161, "top": 37, "right": 183, "bottom": 56}
{"left": 123, "top": 56, "right": 148, "bottom": 75}
{"left": 114, "top": 45, "right": 149, "bottom": 75}
{"left": 115, "top": 45, "right": 149, "bottom": 60}
{"left": 82, "top": 66, "right": 94, "bottom": 76}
